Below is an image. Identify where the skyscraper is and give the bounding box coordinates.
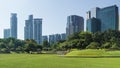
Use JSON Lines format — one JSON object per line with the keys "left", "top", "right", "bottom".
{"left": 24, "top": 15, "right": 42, "bottom": 44}
{"left": 10, "top": 13, "right": 17, "bottom": 38}
{"left": 33, "top": 18, "right": 42, "bottom": 44}
{"left": 87, "top": 5, "right": 119, "bottom": 32}
{"left": 119, "top": 15, "right": 120, "bottom": 30}
{"left": 66, "top": 15, "right": 84, "bottom": 37}
{"left": 24, "top": 15, "right": 33, "bottom": 40}
{"left": 4, "top": 29, "right": 10, "bottom": 38}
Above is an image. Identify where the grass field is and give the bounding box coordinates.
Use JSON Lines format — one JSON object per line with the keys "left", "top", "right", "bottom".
{"left": 66, "top": 49, "right": 120, "bottom": 57}
{"left": 0, "top": 54, "right": 120, "bottom": 68}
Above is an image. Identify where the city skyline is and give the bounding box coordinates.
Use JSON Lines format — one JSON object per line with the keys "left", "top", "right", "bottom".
{"left": 0, "top": 0, "right": 120, "bottom": 39}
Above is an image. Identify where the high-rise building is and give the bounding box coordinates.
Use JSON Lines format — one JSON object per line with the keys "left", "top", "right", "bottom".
{"left": 87, "top": 5, "right": 119, "bottom": 32}
{"left": 24, "top": 15, "right": 42, "bottom": 44}
{"left": 33, "top": 18, "right": 42, "bottom": 44}
{"left": 10, "top": 13, "right": 17, "bottom": 38}
{"left": 54, "top": 34, "right": 61, "bottom": 42}
{"left": 87, "top": 18, "right": 101, "bottom": 33}
{"left": 119, "top": 15, "right": 120, "bottom": 30}
{"left": 42, "top": 36, "right": 48, "bottom": 43}
{"left": 4, "top": 29, "right": 10, "bottom": 38}
{"left": 66, "top": 15, "right": 84, "bottom": 37}
{"left": 61, "top": 33, "right": 66, "bottom": 40}
{"left": 49, "top": 35, "right": 55, "bottom": 45}
{"left": 24, "top": 15, "right": 33, "bottom": 40}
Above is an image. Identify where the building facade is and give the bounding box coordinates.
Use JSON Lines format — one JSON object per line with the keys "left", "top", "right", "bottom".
{"left": 87, "top": 18, "right": 101, "bottom": 33}
{"left": 4, "top": 29, "right": 10, "bottom": 38}
{"left": 24, "top": 15, "right": 34, "bottom": 40}
{"left": 66, "top": 15, "right": 84, "bottom": 37}
{"left": 24, "top": 15, "right": 42, "bottom": 44}
{"left": 33, "top": 19, "right": 42, "bottom": 44}
{"left": 119, "top": 15, "right": 120, "bottom": 30}
{"left": 42, "top": 36, "right": 48, "bottom": 43}
{"left": 87, "top": 5, "right": 119, "bottom": 32}
{"left": 61, "top": 33, "right": 66, "bottom": 40}
{"left": 10, "top": 13, "right": 17, "bottom": 38}
{"left": 49, "top": 35, "right": 55, "bottom": 45}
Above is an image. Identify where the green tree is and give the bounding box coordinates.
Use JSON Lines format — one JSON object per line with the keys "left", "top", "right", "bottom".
{"left": 86, "top": 42, "right": 100, "bottom": 49}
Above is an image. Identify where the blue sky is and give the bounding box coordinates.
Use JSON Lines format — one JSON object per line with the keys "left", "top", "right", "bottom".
{"left": 0, "top": 0, "right": 120, "bottom": 39}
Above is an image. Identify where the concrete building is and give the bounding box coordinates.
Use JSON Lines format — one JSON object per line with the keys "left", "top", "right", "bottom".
{"left": 10, "top": 13, "right": 17, "bottom": 38}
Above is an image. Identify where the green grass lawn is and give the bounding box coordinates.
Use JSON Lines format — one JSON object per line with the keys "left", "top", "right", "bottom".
{"left": 66, "top": 49, "right": 120, "bottom": 57}
{"left": 0, "top": 54, "right": 120, "bottom": 68}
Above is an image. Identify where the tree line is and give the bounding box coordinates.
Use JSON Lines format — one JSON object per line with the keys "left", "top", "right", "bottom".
{"left": 0, "top": 38, "right": 42, "bottom": 53}
{"left": 54, "top": 29, "right": 120, "bottom": 51}
{"left": 1, "top": 29, "right": 120, "bottom": 53}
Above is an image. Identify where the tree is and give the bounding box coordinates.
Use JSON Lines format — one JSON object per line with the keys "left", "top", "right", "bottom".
{"left": 102, "top": 42, "right": 111, "bottom": 49}
{"left": 86, "top": 42, "right": 100, "bottom": 49}
{"left": 43, "top": 40, "right": 49, "bottom": 48}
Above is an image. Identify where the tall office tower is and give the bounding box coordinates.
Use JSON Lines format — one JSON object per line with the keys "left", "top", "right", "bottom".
{"left": 4, "top": 29, "right": 10, "bottom": 38}
{"left": 24, "top": 15, "right": 34, "bottom": 40}
{"left": 10, "top": 13, "right": 17, "bottom": 38}
{"left": 61, "top": 33, "right": 66, "bottom": 40}
{"left": 87, "top": 5, "right": 119, "bottom": 32}
{"left": 66, "top": 15, "right": 84, "bottom": 37}
{"left": 119, "top": 15, "right": 120, "bottom": 30}
{"left": 42, "top": 36, "right": 48, "bottom": 43}
{"left": 33, "top": 19, "right": 42, "bottom": 44}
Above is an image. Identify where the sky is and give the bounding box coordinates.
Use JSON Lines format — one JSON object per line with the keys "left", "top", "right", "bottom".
{"left": 0, "top": 0, "right": 120, "bottom": 39}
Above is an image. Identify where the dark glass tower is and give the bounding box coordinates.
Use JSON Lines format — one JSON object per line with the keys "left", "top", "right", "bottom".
{"left": 87, "top": 18, "right": 101, "bottom": 33}
{"left": 66, "top": 15, "right": 84, "bottom": 37}
{"left": 87, "top": 5, "right": 119, "bottom": 32}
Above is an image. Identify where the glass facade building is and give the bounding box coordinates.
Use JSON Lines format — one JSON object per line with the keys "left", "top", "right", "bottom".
{"left": 24, "top": 15, "right": 34, "bottom": 40}
{"left": 87, "top": 5, "right": 119, "bottom": 32}
{"left": 97, "top": 5, "right": 119, "bottom": 31}
{"left": 66, "top": 15, "right": 84, "bottom": 37}
{"left": 4, "top": 29, "right": 10, "bottom": 38}
{"left": 87, "top": 18, "right": 101, "bottom": 33}
{"left": 119, "top": 15, "right": 120, "bottom": 30}
{"left": 24, "top": 15, "right": 42, "bottom": 44}
{"left": 10, "top": 13, "right": 17, "bottom": 38}
{"left": 33, "top": 19, "right": 42, "bottom": 44}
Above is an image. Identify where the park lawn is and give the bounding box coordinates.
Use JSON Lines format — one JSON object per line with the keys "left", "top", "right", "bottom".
{"left": 66, "top": 49, "right": 120, "bottom": 57}
{"left": 0, "top": 54, "right": 120, "bottom": 68}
